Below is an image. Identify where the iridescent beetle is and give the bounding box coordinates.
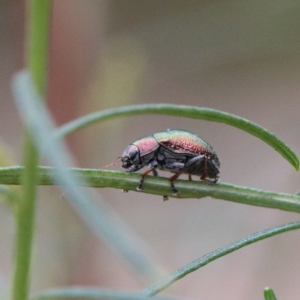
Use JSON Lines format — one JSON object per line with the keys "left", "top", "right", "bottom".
{"left": 118, "top": 130, "right": 220, "bottom": 197}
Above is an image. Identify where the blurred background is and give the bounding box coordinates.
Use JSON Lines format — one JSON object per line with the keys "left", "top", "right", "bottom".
{"left": 1, "top": 0, "right": 300, "bottom": 299}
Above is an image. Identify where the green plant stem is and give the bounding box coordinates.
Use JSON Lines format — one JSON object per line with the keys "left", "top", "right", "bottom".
{"left": 1, "top": 167, "right": 300, "bottom": 214}
{"left": 12, "top": 140, "right": 39, "bottom": 300}
{"left": 27, "top": 0, "right": 51, "bottom": 95}
{"left": 12, "top": 1, "right": 51, "bottom": 300}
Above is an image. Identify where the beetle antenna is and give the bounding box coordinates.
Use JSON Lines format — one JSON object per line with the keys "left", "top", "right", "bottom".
{"left": 113, "top": 157, "right": 122, "bottom": 166}
{"left": 99, "top": 157, "right": 122, "bottom": 170}
{"left": 99, "top": 162, "right": 115, "bottom": 169}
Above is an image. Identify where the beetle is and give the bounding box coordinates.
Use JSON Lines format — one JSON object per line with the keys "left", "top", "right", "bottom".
{"left": 118, "top": 129, "right": 220, "bottom": 197}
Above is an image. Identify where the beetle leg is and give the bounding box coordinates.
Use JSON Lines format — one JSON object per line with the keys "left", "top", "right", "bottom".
{"left": 126, "top": 164, "right": 143, "bottom": 172}
{"left": 152, "top": 168, "right": 158, "bottom": 177}
{"left": 169, "top": 170, "right": 184, "bottom": 196}
{"left": 198, "top": 157, "right": 220, "bottom": 184}
{"left": 182, "top": 154, "right": 210, "bottom": 181}
{"left": 200, "top": 157, "right": 207, "bottom": 181}
{"left": 183, "top": 154, "right": 205, "bottom": 167}
{"left": 204, "top": 176, "right": 220, "bottom": 184}
{"left": 164, "top": 161, "right": 185, "bottom": 170}
{"left": 150, "top": 168, "right": 168, "bottom": 200}
{"left": 137, "top": 167, "right": 156, "bottom": 191}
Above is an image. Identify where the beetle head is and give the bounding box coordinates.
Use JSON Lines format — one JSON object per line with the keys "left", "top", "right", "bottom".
{"left": 121, "top": 145, "right": 140, "bottom": 169}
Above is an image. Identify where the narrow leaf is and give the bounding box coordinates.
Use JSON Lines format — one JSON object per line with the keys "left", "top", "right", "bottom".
{"left": 141, "top": 221, "right": 300, "bottom": 296}
{"left": 12, "top": 70, "right": 165, "bottom": 282}
{"left": 264, "top": 287, "right": 278, "bottom": 300}
{"left": 56, "top": 104, "right": 299, "bottom": 171}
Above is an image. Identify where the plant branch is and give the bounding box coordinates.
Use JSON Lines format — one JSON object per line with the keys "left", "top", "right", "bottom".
{"left": 1, "top": 167, "right": 300, "bottom": 214}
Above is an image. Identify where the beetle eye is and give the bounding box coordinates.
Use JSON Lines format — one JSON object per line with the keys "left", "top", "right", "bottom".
{"left": 121, "top": 157, "right": 130, "bottom": 168}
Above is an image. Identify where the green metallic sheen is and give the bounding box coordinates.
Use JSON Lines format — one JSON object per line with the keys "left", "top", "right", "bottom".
{"left": 153, "top": 130, "right": 214, "bottom": 156}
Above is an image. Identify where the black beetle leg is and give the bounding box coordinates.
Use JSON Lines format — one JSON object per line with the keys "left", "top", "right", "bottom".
{"left": 169, "top": 170, "right": 184, "bottom": 196}
{"left": 212, "top": 176, "right": 220, "bottom": 183}
{"left": 151, "top": 168, "right": 168, "bottom": 200}
{"left": 152, "top": 168, "right": 158, "bottom": 177}
{"left": 137, "top": 167, "right": 156, "bottom": 191}
{"left": 183, "top": 154, "right": 208, "bottom": 182}
{"left": 204, "top": 176, "right": 220, "bottom": 184}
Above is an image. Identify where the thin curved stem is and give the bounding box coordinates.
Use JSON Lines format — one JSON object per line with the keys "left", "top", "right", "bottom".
{"left": 141, "top": 221, "right": 300, "bottom": 296}
{"left": 55, "top": 104, "right": 299, "bottom": 171}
